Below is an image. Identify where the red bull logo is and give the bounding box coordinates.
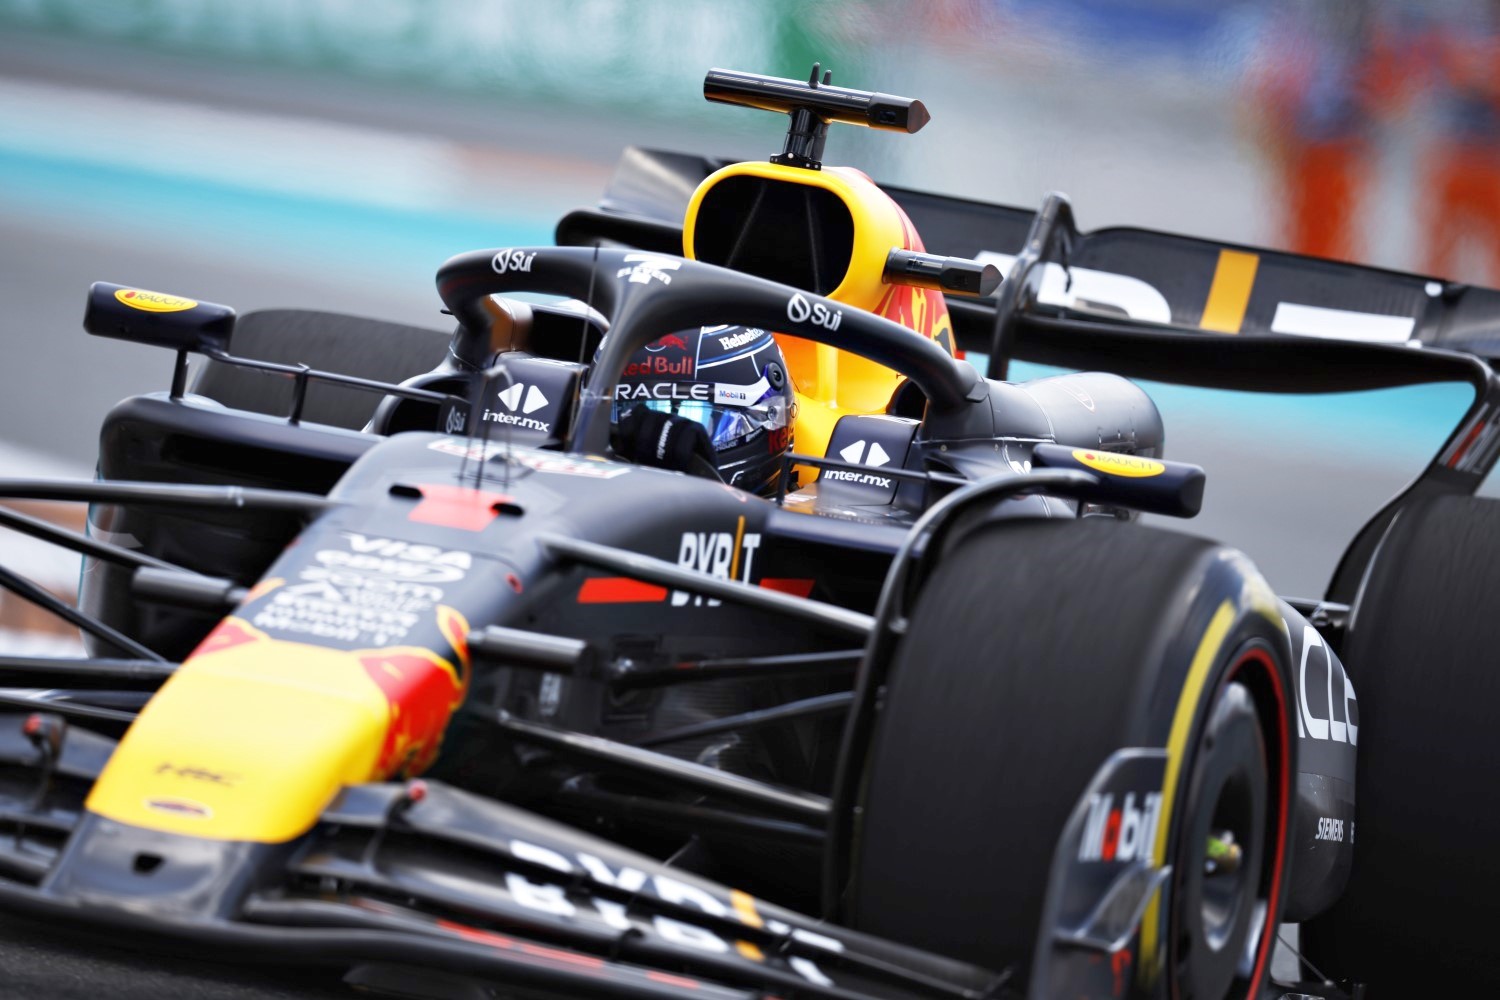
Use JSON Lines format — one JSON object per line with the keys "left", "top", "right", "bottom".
{"left": 873, "top": 203, "right": 955, "bottom": 354}
{"left": 623, "top": 355, "right": 695, "bottom": 378}
{"left": 357, "top": 605, "right": 471, "bottom": 777}
{"left": 90, "top": 605, "right": 476, "bottom": 843}
{"left": 630, "top": 333, "right": 696, "bottom": 375}
{"left": 646, "top": 333, "right": 689, "bottom": 353}
{"left": 875, "top": 279, "right": 953, "bottom": 349}
{"left": 187, "top": 608, "right": 471, "bottom": 779}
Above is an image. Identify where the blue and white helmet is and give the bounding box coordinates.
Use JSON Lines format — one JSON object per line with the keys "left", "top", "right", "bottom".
{"left": 611, "top": 325, "right": 795, "bottom": 494}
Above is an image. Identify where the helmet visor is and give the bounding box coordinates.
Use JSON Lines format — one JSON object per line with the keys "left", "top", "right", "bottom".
{"left": 613, "top": 397, "right": 787, "bottom": 451}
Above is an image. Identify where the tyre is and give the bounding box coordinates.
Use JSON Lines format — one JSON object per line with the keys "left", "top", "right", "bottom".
{"left": 191, "top": 309, "right": 449, "bottom": 430}
{"left": 1303, "top": 495, "right": 1500, "bottom": 994}
{"left": 844, "top": 517, "right": 1295, "bottom": 998}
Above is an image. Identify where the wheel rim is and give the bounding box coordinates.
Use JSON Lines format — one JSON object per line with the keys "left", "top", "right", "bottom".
{"left": 1200, "top": 771, "right": 1254, "bottom": 953}
{"left": 1170, "top": 647, "right": 1289, "bottom": 1000}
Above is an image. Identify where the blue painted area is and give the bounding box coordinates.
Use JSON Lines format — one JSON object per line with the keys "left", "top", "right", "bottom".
{"left": 0, "top": 147, "right": 556, "bottom": 281}
{"left": 1003, "top": 0, "right": 1248, "bottom": 57}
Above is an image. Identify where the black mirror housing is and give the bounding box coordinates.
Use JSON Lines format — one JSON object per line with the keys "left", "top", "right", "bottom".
{"left": 83, "top": 282, "right": 235, "bottom": 354}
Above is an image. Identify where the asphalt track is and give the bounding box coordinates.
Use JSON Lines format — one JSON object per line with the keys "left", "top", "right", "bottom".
{"left": 0, "top": 211, "right": 448, "bottom": 469}
{"left": 0, "top": 913, "right": 351, "bottom": 999}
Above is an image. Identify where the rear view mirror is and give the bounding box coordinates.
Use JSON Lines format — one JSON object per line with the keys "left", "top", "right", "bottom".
{"left": 83, "top": 282, "right": 235, "bottom": 354}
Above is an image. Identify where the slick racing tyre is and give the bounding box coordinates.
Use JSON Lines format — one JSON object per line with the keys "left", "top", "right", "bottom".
{"left": 846, "top": 518, "right": 1296, "bottom": 998}
{"left": 191, "top": 310, "right": 449, "bottom": 429}
{"left": 1303, "top": 495, "right": 1500, "bottom": 995}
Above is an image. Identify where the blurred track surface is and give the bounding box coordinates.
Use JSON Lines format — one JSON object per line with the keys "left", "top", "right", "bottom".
{"left": 0, "top": 914, "right": 352, "bottom": 998}
{"left": 0, "top": 212, "right": 446, "bottom": 467}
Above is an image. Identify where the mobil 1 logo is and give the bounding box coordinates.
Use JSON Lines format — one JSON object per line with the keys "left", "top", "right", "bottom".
{"left": 1072, "top": 750, "right": 1168, "bottom": 866}
{"left": 1053, "top": 749, "right": 1170, "bottom": 936}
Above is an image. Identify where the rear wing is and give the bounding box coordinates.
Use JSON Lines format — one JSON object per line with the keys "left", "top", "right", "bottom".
{"left": 558, "top": 148, "right": 1500, "bottom": 363}
{"left": 558, "top": 148, "right": 1500, "bottom": 605}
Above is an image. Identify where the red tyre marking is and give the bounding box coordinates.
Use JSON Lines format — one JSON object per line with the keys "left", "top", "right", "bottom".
{"left": 1229, "top": 647, "right": 1291, "bottom": 998}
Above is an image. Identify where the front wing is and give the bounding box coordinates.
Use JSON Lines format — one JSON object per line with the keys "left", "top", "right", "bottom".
{"left": 0, "top": 710, "right": 1005, "bottom": 1000}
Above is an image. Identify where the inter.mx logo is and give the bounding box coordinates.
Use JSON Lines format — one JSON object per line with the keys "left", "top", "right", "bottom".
{"left": 825, "top": 439, "right": 894, "bottom": 489}
{"left": 1078, "top": 791, "right": 1162, "bottom": 863}
{"left": 483, "top": 382, "right": 551, "bottom": 433}
{"left": 838, "top": 440, "right": 891, "bottom": 467}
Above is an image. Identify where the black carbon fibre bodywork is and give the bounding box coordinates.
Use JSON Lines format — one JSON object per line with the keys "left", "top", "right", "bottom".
{"left": 1278, "top": 603, "right": 1357, "bottom": 924}
{"left": 53, "top": 243, "right": 1364, "bottom": 992}
{"left": 0, "top": 764, "right": 1003, "bottom": 1000}
{"left": 558, "top": 150, "right": 1500, "bottom": 610}
{"left": 8, "top": 67, "right": 1498, "bottom": 994}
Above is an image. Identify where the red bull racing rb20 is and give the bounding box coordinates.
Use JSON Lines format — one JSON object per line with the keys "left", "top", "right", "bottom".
{"left": 0, "top": 65, "right": 1497, "bottom": 999}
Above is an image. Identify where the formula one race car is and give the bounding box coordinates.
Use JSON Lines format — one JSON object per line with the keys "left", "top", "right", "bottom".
{"left": 0, "top": 66, "right": 1498, "bottom": 1000}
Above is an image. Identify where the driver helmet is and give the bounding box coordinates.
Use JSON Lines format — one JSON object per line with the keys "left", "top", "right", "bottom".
{"left": 612, "top": 325, "right": 795, "bottom": 495}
